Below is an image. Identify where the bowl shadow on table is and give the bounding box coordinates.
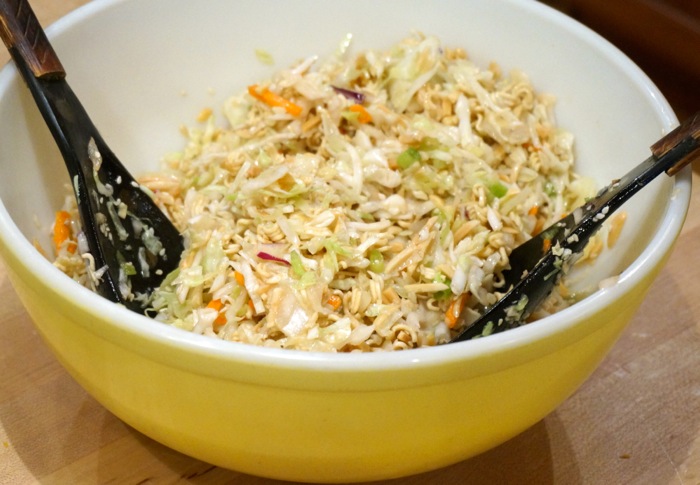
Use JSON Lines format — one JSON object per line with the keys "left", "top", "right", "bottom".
{"left": 122, "top": 417, "right": 567, "bottom": 485}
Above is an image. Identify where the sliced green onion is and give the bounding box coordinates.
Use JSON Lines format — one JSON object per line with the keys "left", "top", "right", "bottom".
{"left": 324, "top": 239, "right": 351, "bottom": 257}
{"left": 544, "top": 180, "right": 557, "bottom": 197}
{"left": 488, "top": 181, "right": 508, "bottom": 198}
{"left": 396, "top": 147, "right": 421, "bottom": 169}
{"left": 368, "top": 249, "right": 384, "bottom": 273}
{"left": 121, "top": 261, "right": 137, "bottom": 276}
{"left": 433, "top": 272, "right": 452, "bottom": 300}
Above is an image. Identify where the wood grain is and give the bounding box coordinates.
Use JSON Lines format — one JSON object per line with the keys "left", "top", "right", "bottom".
{"left": 0, "top": 0, "right": 65, "bottom": 78}
{"left": 1, "top": 2, "right": 699, "bottom": 484}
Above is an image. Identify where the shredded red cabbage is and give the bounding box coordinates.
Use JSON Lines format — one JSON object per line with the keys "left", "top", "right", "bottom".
{"left": 331, "top": 85, "right": 365, "bottom": 103}
{"left": 257, "top": 251, "right": 291, "bottom": 265}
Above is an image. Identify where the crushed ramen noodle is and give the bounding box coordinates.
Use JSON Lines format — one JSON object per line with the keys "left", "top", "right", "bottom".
{"left": 52, "top": 34, "right": 610, "bottom": 351}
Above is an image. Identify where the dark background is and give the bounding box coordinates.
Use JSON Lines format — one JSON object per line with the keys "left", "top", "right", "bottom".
{"left": 542, "top": 0, "right": 699, "bottom": 120}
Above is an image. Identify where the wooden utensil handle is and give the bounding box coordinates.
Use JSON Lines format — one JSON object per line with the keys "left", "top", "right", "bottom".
{"left": 0, "top": 0, "right": 64, "bottom": 78}
{"left": 651, "top": 112, "right": 700, "bottom": 176}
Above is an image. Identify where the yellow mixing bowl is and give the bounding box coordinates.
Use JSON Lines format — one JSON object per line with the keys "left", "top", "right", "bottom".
{"left": 0, "top": 0, "right": 689, "bottom": 482}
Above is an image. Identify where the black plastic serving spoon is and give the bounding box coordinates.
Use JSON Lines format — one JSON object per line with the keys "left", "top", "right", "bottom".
{"left": 452, "top": 111, "right": 700, "bottom": 342}
{"left": 0, "top": 0, "right": 184, "bottom": 312}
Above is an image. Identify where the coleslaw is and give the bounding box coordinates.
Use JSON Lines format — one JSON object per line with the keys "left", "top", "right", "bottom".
{"left": 53, "top": 33, "right": 605, "bottom": 351}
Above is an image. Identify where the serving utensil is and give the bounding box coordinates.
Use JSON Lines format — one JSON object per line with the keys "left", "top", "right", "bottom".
{"left": 452, "top": 112, "right": 700, "bottom": 342}
{"left": 0, "top": 0, "right": 184, "bottom": 312}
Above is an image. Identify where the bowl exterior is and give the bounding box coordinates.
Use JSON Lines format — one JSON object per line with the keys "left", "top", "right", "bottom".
{"left": 0, "top": 240, "right": 667, "bottom": 482}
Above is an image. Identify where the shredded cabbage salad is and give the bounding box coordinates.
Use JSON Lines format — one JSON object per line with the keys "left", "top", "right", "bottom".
{"left": 53, "top": 33, "right": 606, "bottom": 351}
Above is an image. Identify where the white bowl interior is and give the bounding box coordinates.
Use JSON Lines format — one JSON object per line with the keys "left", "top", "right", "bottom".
{"left": 0, "top": 0, "right": 685, "bottom": 363}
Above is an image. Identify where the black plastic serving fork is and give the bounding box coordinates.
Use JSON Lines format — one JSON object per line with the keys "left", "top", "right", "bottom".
{"left": 452, "top": 112, "right": 700, "bottom": 342}
{"left": 0, "top": 0, "right": 184, "bottom": 312}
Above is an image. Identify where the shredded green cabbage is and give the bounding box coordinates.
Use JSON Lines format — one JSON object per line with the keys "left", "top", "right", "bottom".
{"left": 54, "top": 33, "right": 604, "bottom": 352}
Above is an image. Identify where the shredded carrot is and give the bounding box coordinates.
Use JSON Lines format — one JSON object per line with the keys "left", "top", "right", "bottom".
{"left": 234, "top": 271, "right": 245, "bottom": 286}
{"left": 445, "top": 294, "right": 467, "bottom": 329}
{"left": 248, "top": 85, "right": 302, "bottom": 116}
{"left": 247, "top": 299, "right": 255, "bottom": 312}
{"left": 53, "top": 211, "right": 76, "bottom": 254}
{"left": 542, "top": 238, "right": 552, "bottom": 253}
{"left": 532, "top": 217, "right": 544, "bottom": 235}
{"left": 528, "top": 205, "right": 539, "bottom": 216}
{"left": 207, "top": 299, "right": 223, "bottom": 312}
{"left": 327, "top": 294, "right": 343, "bottom": 310}
{"left": 207, "top": 299, "right": 227, "bottom": 326}
{"left": 348, "top": 104, "right": 372, "bottom": 123}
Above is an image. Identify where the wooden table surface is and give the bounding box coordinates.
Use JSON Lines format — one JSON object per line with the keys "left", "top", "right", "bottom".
{"left": 2, "top": 2, "right": 700, "bottom": 484}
